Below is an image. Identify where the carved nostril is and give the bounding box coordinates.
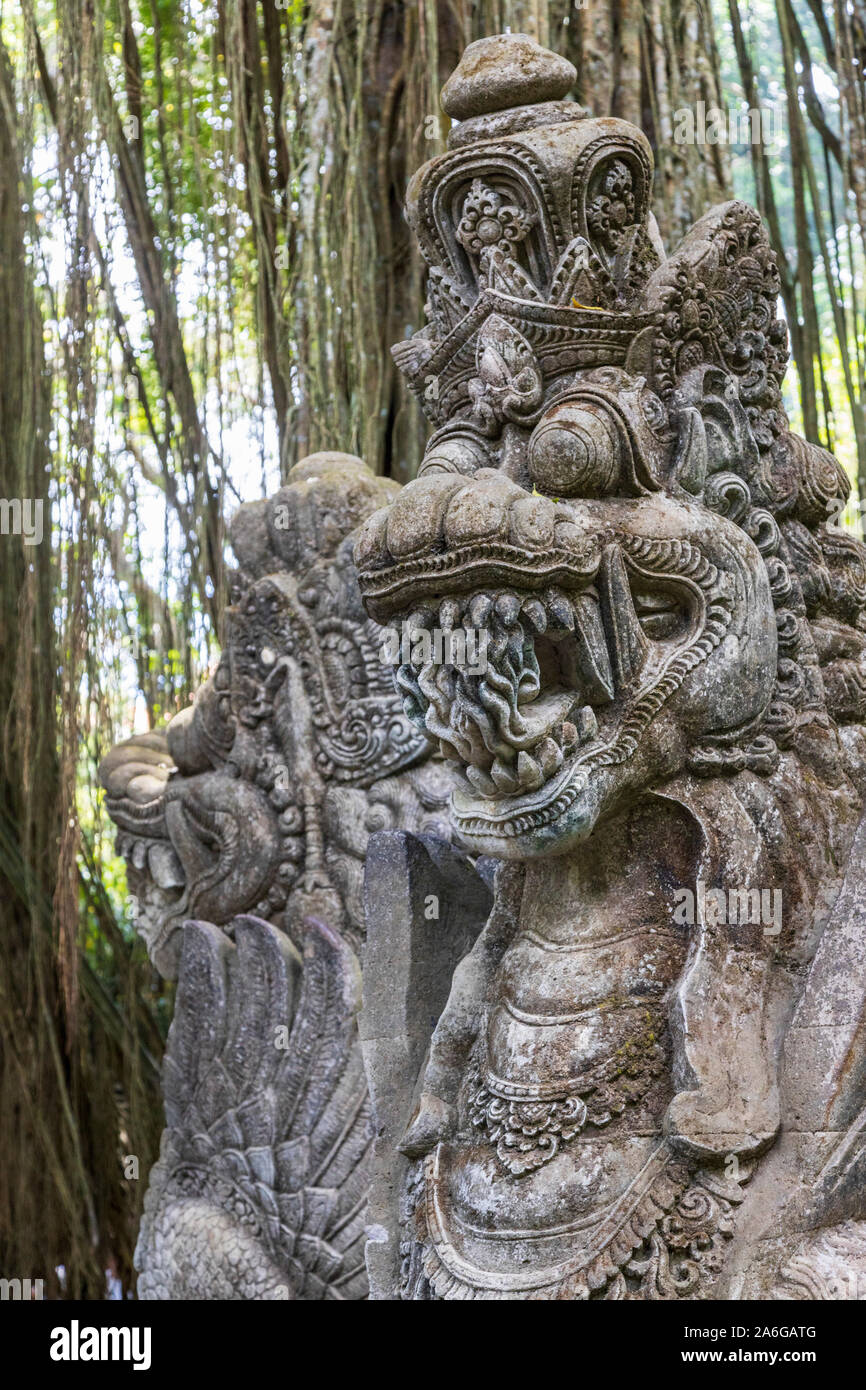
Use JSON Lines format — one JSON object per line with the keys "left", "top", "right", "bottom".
{"left": 443, "top": 486, "right": 509, "bottom": 546}
{"left": 353, "top": 507, "right": 390, "bottom": 569}
{"left": 509, "top": 495, "right": 556, "bottom": 549}
{"left": 528, "top": 401, "right": 622, "bottom": 497}
{"left": 386, "top": 475, "right": 465, "bottom": 559}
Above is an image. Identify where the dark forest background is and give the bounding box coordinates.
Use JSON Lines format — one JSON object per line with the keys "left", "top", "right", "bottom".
{"left": 1, "top": 0, "right": 865, "bottom": 1297}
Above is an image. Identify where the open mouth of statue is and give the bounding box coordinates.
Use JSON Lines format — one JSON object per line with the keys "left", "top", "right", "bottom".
{"left": 362, "top": 497, "right": 712, "bottom": 830}
{"left": 392, "top": 579, "right": 623, "bottom": 809}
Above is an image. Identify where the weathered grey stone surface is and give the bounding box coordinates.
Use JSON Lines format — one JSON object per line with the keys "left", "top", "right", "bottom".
{"left": 355, "top": 33, "right": 866, "bottom": 1299}
{"left": 136, "top": 912, "right": 371, "bottom": 1299}
{"left": 440, "top": 33, "right": 575, "bottom": 120}
{"left": 359, "top": 832, "right": 493, "bottom": 1298}
{"left": 100, "top": 452, "right": 453, "bottom": 1299}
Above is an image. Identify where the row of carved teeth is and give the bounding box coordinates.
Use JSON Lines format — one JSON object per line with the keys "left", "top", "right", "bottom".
{"left": 446, "top": 703, "right": 598, "bottom": 798}
{"left": 406, "top": 585, "right": 581, "bottom": 637}
{"left": 394, "top": 588, "right": 607, "bottom": 797}
{"left": 456, "top": 768, "right": 589, "bottom": 838}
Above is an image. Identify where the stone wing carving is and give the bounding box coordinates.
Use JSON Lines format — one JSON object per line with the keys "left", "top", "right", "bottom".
{"left": 136, "top": 913, "right": 370, "bottom": 1300}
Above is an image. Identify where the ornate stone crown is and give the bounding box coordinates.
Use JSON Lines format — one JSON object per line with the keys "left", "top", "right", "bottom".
{"left": 393, "top": 34, "right": 661, "bottom": 433}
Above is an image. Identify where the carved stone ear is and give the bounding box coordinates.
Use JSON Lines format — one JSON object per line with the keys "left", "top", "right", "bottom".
{"left": 666, "top": 366, "right": 761, "bottom": 499}
{"left": 668, "top": 404, "right": 708, "bottom": 495}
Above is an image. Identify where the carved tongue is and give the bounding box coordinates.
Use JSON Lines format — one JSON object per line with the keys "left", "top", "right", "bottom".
{"left": 395, "top": 580, "right": 621, "bottom": 796}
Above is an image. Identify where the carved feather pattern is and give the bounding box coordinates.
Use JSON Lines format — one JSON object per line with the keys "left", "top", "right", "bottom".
{"left": 137, "top": 914, "right": 372, "bottom": 1300}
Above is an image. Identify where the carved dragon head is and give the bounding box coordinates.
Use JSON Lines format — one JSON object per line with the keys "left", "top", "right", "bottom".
{"left": 357, "top": 425, "right": 781, "bottom": 861}
{"left": 356, "top": 41, "right": 866, "bottom": 867}
{"left": 100, "top": 453, "right": 452, "bottom": 976}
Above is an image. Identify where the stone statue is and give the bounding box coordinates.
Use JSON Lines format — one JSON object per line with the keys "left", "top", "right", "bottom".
{"left": 355, "top": 34, "right": 866, "bottom": 1300}
{"left": 100, "top": 452, "right": 458, "bottom": 1299}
